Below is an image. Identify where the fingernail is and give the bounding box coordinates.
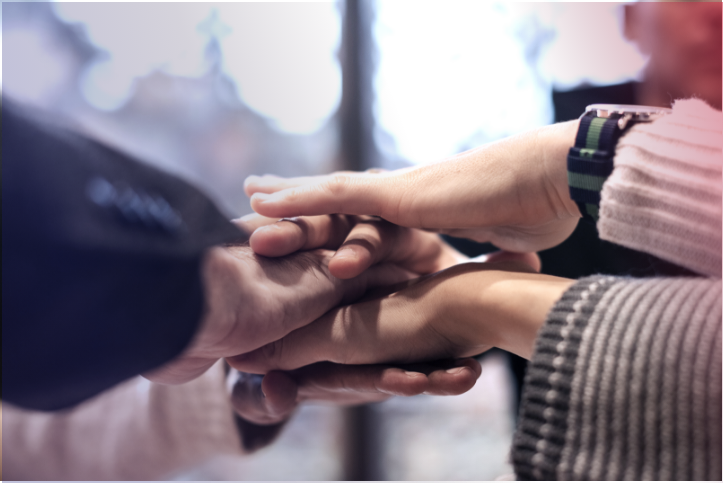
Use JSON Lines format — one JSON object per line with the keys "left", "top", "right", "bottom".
{"left": 334, "top": 247, "right": 357, "bottom": 259}
{"left": 253, "top": 193, "right": 271, "bottom": 202}
{"left": 446, "top": 367, "right": 465, "bottom": 375}
{"left": 404, "top": 371, "right": 423, "bottom": 377}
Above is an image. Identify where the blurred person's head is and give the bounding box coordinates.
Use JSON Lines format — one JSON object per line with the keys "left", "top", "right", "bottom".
{"left": 624, "top": 1, "right": 722, "bottom": 109}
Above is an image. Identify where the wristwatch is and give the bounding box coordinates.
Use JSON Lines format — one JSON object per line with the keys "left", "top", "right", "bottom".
{"left": 567, "top": 104, "right": 672, "bottom": 222}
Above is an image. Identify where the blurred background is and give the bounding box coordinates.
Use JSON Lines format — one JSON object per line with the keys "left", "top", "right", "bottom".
{"left": 2, "top": 1, "right": 651, "bottom": 480}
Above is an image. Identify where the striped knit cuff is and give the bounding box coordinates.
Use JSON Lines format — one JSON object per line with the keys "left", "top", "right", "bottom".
{"left": 512, "top": 275, "right": 722, "bottom": 481}
{"left": 512, "top": 276, "right": 614, "bottom": 480}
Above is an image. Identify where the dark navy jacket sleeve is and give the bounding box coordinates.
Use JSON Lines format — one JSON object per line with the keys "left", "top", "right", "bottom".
{"left": 2, "top": 99, "right": 246, "bottom": 411}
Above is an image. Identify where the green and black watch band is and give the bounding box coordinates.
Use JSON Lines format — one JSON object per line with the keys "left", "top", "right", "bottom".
{"left": 567, "top": 104, "right": 671, "bottom": 223}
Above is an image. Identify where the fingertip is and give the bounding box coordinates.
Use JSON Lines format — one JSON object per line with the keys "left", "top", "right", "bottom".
{"left": 227, "top": 352, "right": 263, "bottom": 374}
{"left": 460, "top": 357, "right": 483, "bottom": 379}
{"left": 262, "top": 371, "right": 299, "bottom": 417}
{"left": 328, "top": 250, "right": 363, "bottom": 279}
{"left": 329, "top": 244, "right": 376, "bottom": 280}
{"left": 377, "top": 368, "right": 429, "bottom": 396}
{"left": 244, "top": 175, "right": 260, "bottom": 196}
{"left": 232, "top": 213, "right": 276, "bottom": 237}
{"left": 250, "top": 192, "right": 292, "bottom": 219}
{"left": 250, "top": 192, "right": 271, "bottom": 205}
{"left": 529, "top": 252, "right": 542, "bottom": 273}
{"left": 427, "top": 362, "right": 480, "bottom": 396}
{"left": 249, "top": 223, "right": 305, "bottom": 257}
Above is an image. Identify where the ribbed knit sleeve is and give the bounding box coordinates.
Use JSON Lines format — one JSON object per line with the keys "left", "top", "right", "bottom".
{"left": 512, "top": 276, "right": 722, "bottom": 480}
{"left": 598, "top": 99, "right": 722, "bottom": 277}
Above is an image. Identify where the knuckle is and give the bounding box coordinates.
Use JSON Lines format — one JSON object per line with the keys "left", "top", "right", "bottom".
{"left": 328, "top": 173, "right": 350, "bottom": 192}
{"left": 332, "top": 307, "right": 361, "bottom": 363}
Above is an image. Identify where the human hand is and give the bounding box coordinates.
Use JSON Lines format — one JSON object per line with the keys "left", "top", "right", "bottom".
{"left": 235, "top": 213, "right": 468, "bottom": 279}
{"left": 229, "top": 358, "right": 481, "bottom": 424}
{"left": 228, "top": 258, "right": 573, "bottom": 375}
{"left": 244, "top": 121, "right": 582, "bottom": 252}
{"left": 144, "top": 246, "right": 413, "bottom": 385}
{"left": 227, "top": 359, "right": 481, "bottom": 451}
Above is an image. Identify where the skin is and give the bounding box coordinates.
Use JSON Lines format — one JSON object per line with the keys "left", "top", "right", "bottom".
{"left": 244, "top": 120, "right": 581, "bottom": 253}
{"left": 145, "top": 213, "right": 518, "bottom": 429}
{"left": 229, "top": 121, "right": 582, "bottom": 413}
{"left": 151, "top": 117, "right": 582, "bottom": 422}
{"left": 238, "top": 212, "right": 469, "bottom": 279}
{"left": 228, "top": 358, "right": 483, "bottom": 426}
{"left": 227, "top": 260, "right": 573, "bottom": 375}
{"left": 143, "top": 244, "right": 414, "bottom": 385}
{"left": 223, "top": 214, "right": 541, "bottom": 426}
{"left": 227, "top": 358, "right": 483, "bottom": 451}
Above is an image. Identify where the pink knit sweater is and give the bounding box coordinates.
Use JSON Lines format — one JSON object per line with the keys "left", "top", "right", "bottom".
{"left": 600, "top": 98, "right": 722, "bottom": 277}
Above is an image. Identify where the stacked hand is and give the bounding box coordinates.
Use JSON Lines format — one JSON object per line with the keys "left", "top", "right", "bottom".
{"left": 224, "top": 218, "right": 547, "bottom": 429}
{"left": 227, "top": 122, "right": 580, "bottom": 377}
{"left": 244, "top": 121, "right": 582, "bottom": 253}
{"left": 152, "top": 121, "right": 581, "bottom": 431}
{"left": 145, "top": 213, "right": 464, "bottom": 385}
{"left": 146, "top": 213, "right": 491, "bottom": 431}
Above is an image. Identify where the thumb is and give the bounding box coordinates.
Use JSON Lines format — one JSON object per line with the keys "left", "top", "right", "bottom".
{"left": 247, "top": 172, "right": 404, "bottom": 221}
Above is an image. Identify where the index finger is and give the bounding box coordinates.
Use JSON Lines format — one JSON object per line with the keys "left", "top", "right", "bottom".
{"left": 248, "top": 172, "right": 398, "bottom": 221}
{"left": 244, "top": 214, "right": 356, "bottom": 257}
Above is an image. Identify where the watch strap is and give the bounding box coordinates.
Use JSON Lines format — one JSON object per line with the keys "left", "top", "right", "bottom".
{"left": 567, "top": 114, "right": 622, "bottom": 223}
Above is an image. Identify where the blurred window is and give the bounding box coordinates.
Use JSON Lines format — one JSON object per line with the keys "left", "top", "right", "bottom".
{"left": 373, "top": 1, "right": 646, "bottom": 167}
{"left": 2, "top": 2, "right": 343, "bottom": 218}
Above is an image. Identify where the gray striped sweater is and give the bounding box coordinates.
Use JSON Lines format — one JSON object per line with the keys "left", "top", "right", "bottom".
{"left": 512, "top": 99, "right": 722, "bottom": 480}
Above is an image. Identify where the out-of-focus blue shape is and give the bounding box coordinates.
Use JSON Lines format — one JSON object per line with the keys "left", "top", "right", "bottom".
{"left": 51, "top": 2, "right": 341, "bottom": 134}
{"left": 53, "top": 3, "right": 213, "bottom": 111}
{"left": 215, "top": 3, "right": 341, "bottom": 135}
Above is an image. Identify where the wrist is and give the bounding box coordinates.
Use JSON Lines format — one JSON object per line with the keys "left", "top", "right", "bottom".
{"left": 486, "top": 276, "right": 574, "bottom": 359}
{"left": 447, "top": 264, "right": 574, "bottom": 360}
{"left": 539, "top": 119, "right": 582, "bottom": 219}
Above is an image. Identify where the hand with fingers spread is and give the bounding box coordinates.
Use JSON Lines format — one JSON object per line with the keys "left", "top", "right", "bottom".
{"left": 235, "top": 212, "right": 470, "bottom": 279}
{"left": 244, "top": 121, "right": 583, "bottom": 253}
{"left": 228, "top": 254, "right": 573, "bottom": 375}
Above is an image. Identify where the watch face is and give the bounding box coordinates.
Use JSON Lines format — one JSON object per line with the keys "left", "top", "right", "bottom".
{"left": 585, "top": 104, "right": 673, "bottom": 121}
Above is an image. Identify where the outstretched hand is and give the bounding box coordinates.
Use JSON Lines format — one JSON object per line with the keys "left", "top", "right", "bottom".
{"left": 244, "top": 121, "right": 582, "bottom": 253}
{"left": 229, "top": 358, "right": 481, "bottom": 425}
{"left": 228, "top": 254, "right": 571, "bottom": 375}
